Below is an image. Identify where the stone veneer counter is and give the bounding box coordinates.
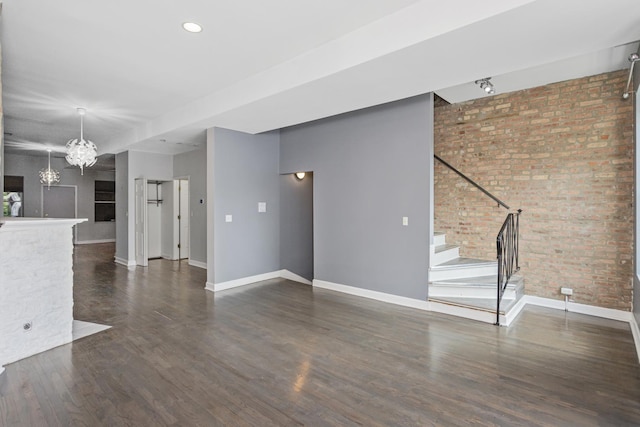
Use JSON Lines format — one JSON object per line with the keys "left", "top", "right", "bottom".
{"left": 0, "top": 217, "right": 87, "bottom": 375}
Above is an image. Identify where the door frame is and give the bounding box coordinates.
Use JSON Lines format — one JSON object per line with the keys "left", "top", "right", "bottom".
{"left": 135, "top": 177, "right": 148, "bottom": 267}
{"left": 174, "top": 175, "right": 190, "bottom": 262}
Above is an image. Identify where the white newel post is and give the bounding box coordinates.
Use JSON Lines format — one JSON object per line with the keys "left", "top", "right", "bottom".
{"left": 0, "top": 217, "right": 87, "bottom": 375}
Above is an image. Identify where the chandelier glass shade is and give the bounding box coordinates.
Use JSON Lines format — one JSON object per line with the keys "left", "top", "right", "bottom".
{"left": 65, "top": 108, "right": 97, "bottom": 175}
{"left": 39, "top": 149, "right": 61, "bottom": 188}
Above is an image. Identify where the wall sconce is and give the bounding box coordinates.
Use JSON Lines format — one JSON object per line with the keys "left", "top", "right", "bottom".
{"left": 295, "top": 172, "right": 306, "bottom": 180}
{"left": 475, "top": 77, "right": 495, "bottom": 95}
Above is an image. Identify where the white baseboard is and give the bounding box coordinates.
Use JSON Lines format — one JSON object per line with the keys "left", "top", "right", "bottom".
{"left": 208, "top": 271, "right": 281, "bottom": 292}
{"left": 76, "top": 239, "right": 116, "bottom": 245}
{"left": 203, "top": 273, "right": 640, "bottom": 364}
{"left": 504, "top": 295, "right": 527, "bottom": 326}
{"left": 279, "top": 270, "right": 312, "bottom": 285}
{"left": 524, "top": 296, "right": 633, "bottom": 322}
{"left": 114, "top": 257, "right": 136, "bottom": 268}
{"left": 313, "top": 280, "right": 521, "bottom": 326}
{"left": 313, "top": 280, "right": 431, "bottom": 311}
{"left": 630, "top": 314, "right": 640, "bottom": 363}
{"left": 310, "top": 281, "right": 633, "bottom": 329}
{"left": 205, "top": 269, "right": 310, "bottom": 293}
{"left": 189, "top": 260, "right": 207, "bottom": 270}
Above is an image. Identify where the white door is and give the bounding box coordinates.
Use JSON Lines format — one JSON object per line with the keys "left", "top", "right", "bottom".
{"left": 179, "top": 179, "right": 190, "bottom": 259}
{"left": 135, "top": 178, "right": 148, "bottom": 267}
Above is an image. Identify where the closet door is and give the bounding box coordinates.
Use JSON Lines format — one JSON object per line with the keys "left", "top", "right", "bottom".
{"left": 179, "top": 179, "right": 190, "bottom": 259}
{"left": 135, "top": 178, "right": 148, "bottom": 267}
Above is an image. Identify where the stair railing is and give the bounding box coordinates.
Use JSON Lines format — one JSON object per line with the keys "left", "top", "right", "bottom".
{"left": 495, "top": 209, "right": 522, "bottom": 325}
{"left": 434, "top": 154, "right": 509, "bottom": 210}
{"left": 434, "top": 154, "right": 521, "bottom": 325}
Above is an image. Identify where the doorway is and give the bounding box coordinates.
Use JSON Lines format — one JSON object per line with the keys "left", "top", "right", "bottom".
{"left": 280, "top": 172, "right": 314, "bottom": 281}
{"left": 134, "top": 177, "right": 190, "bottom": 267}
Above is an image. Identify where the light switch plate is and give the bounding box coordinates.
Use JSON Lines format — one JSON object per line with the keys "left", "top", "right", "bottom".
{"left": 225, "top": 214, "right": 233, "bottom": 223}
{"left": 402, "top": 216, "right": 409, "bottom": 226}
{"left": 258, "top": 202, "right": 267, "bottom": 213}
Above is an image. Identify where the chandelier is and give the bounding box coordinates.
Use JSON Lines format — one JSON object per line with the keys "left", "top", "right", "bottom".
{"left": 39, "top": 148, "right": 61, "bottom": 189}
{"left": 65, "top": 107, "right": 97, "bottom": 175}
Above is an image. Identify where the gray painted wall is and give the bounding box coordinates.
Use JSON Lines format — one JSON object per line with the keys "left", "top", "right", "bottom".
{"left": 280, "top": 172, "right": 313, "bottom": 281}
{"left": 115, "top": 151, "right": 129, "bottom": 261}
{"left": 4, "top": 153, "right": 116, "bottom": 243}
{"left": 174, "top": 147, "right": 207, "bottom": 266}
{"left": 212, "top": 127, "right": 280, "bottom": 283}
{"left": 280, "top": 95, "right": 433, "bottom": 300}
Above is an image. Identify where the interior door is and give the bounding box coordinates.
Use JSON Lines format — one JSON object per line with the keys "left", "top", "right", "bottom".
{"left": 179, "top": 179, "right": 190, "bottom": 260}
{"left": 135, "top": 178, "right": 148, "bottom": 267}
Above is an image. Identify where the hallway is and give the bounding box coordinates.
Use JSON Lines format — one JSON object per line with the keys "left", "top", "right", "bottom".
{"left": 1, "top": 243, "right": 639, "bottom": 426}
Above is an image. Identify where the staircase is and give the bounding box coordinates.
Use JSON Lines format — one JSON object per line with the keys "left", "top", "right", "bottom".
{"left": 428, "top": 232, "right": 525, "bottom": 325}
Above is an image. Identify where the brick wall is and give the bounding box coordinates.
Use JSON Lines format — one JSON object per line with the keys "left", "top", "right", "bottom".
{"left": 0, "top": 223, "right": 75, "bottom": 366}
{"left": 434, "top": 70, "right": 634, "bottom": 310}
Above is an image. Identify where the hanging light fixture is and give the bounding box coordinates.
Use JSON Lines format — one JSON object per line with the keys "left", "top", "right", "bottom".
{"left": 65, "top": 107, "right": 97, "bottom": 175}
{"left": 39, "top": 148, "right": 61, "bottom": 189}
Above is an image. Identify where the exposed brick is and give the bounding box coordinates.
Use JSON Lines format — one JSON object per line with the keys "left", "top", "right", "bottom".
{"left": 434, "top": 70, "right": 633, "bottom": 311}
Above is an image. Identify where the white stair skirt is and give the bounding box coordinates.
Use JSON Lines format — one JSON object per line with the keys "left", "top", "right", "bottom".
{"left": 432, "top": 244, "right": 460, "bottom": 265}
{"left": 428, "top": 231, "right": 525, "bottom": 325}
{"left": 429, "top": 274, "right": 523, "bottom": 299}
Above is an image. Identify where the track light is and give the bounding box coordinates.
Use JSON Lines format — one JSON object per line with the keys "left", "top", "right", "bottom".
{"left": 475, "top": 77, "right": 495, "bottom": 95}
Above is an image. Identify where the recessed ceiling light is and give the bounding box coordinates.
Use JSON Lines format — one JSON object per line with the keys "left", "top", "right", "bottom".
{"left": 182, "top": 22, "right": 202, "bottom": 33}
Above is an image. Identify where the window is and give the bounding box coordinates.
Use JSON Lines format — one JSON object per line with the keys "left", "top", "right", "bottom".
{"left": 95, "top": 180, "right": 115, "bottom": 222}
{"left": 3, "top": 175, "right": 24, "bottom": 217}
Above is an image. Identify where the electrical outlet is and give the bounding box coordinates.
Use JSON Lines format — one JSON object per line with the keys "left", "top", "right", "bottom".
{"left": 560, "top": 287, "right": 573, "bottom": 296}
{"left": 23, "top": 321, "right": 33, "bottom": 332}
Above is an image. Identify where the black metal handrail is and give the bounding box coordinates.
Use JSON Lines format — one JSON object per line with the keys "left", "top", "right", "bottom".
{"left": 495, "top": 209, "right": 522, "bottom": 325}
{"left": 434, "top": 154, "right": 510, "bottom": 210}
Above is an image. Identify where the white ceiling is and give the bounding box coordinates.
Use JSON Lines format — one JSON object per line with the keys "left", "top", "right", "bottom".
{"left": 2, "top": 0, "right": 640, "bottom": 159}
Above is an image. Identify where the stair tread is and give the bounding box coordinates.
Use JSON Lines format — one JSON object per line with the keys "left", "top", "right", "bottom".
{"left": 431, "top": 257, "right": 495, "bottom": 269}
{"left": 430, "top": 274, "right": 523, "bottom": 287}
{"left": 434, "top": 243, "right": 458, "bottom": 253}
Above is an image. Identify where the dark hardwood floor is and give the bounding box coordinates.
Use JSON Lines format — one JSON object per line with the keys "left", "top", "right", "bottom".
{"left": 1, "top": 243, "right": 640, "bottom": 426}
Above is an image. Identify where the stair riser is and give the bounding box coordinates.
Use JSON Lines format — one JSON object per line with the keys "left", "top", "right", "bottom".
{"left": 429, "top": 287, "right": 517, "bottom": 299}
{"left": 432, "top": 247, "right": 459, "bottom": 265}
{"left": 433, "top": 234, "right": 446, "bottom": 246}
{"left": 430, "top": 265, "right": 497, "bottom": 281}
